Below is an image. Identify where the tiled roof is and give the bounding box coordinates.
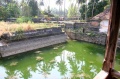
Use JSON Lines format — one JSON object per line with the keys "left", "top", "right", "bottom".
{"left": 91, "top": 7, "right": 110, "bottom": 20}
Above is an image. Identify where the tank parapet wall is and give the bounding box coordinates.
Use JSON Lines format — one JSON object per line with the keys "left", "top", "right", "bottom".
{"left": 0, "top": 27, "right": 63, "bottom": 42}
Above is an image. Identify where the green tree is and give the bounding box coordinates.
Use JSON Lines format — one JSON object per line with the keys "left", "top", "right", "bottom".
{"left": 79, "top": 4, "right": 86, "bottom": 20}
{"left": 0, "top": 0, "right": 2, "bottom": 6}
{"left": 76, "top": 0, "right": 86, "bottom": 20}
{"left": 0, "top": 0, "right": 12, "bottom": 6}
{"left": 39, "top": 0, "right": 44, "bottom": 12}
{"left": 56, "top": 0, "right": 63, "bottom": 17}
{"left": 76, "top": 0, "right": 85, "bottom": 7}
{"left": 77, "top": 0, "right": 85, "bottom": 4}
{"left": 67, "top": 3, "right": 77, "bottom": 18}
{"left": 28, "top": 0, "right": 38, "bottom": 17}
{"left": 79, "top": 0, "right": 108, "bottom": 20}
{"left": 5, "top": 0, "right": 12, "bottom": 4}
{"left": 0, "top": 6, "right": 8, "bottom": 20}
{"left": 104, "top": 0, "right": 110, "bottom": 9}
{"left": 6, "top": 1, "right": 20, "bottom": 18}
{"left": 20, "top": 0, "right": 31, "bottom": 17}
{"left": 40, "top": 0, "right": 44, "bottom": 6}
{"left": 87, "top": 0, "right": 108, "bottom": 18}
{"left": 0, "top": 0, "right": 19, "bottom": 20}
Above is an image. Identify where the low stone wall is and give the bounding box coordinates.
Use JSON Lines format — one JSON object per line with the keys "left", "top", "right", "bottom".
{"left": 65, "top": 22, "right": 107, "bottom": 45}
{"left": 0, "top": 34, "right": 67, "bottom": 57}
{"left": 75, "top": 32, "right": 106, "bottom": 45}
{"left": 66, "top": 32, "right": 106, "bottom": 45}
{"left": 66, "top": 32, "right": 76, "bottom": 40}
{"left": 1, "top": 27, "right": 62, "bottom": 42}
{"left": 65, "top": 22, "right": 106, "bottom": 45}
{"left": 65, "top": 22, "right": 99, "bottom": 32}
{"left": 65, "top": 22, "right": 120, "bottom": 48}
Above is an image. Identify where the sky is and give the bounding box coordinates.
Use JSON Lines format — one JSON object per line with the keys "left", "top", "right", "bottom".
{"left": 17, "top": 0, "right": 72, "bottom": 10}
{"left": 39, "top": 0, "right": 70, "bottom": 10}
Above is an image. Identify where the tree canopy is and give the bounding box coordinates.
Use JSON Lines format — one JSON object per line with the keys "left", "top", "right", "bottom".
{"left": 28, "top": 0, "right": 38, "bottom": 17}
{"left": 79, "top": 0, "right": 108, "bottom": 20}
{"left": 0, "top": 0, "right": 20, "bottom": 20}
{"left": 0, "top": 0, "right": 110, "bottom": 21}
{"left": 67, "top": 3, "right": 77, "bottom": 18}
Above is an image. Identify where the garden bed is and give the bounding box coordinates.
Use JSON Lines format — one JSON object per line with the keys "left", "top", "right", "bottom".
{"left": 0, "top": 21, "right": 59, "bottom": 36}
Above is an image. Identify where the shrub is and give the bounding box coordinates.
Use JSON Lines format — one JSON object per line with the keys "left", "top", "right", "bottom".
{"left": 14, "top": 27, "right": 24, "bottom": 40}
{"left": 16, "top": 16, "right": 32, "bottom": 23}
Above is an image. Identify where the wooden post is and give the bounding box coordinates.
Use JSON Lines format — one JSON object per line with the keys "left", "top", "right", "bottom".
{"left": 102, "top": 0, "right": 120, "bottom": 74}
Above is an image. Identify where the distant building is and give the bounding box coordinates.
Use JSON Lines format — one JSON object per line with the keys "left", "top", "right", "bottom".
{"left": 91, "top": 7, "right": 110, "bottom": 33}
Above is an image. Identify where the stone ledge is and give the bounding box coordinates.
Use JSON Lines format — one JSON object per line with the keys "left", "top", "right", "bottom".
{"left": 0, "top": 34, "right": 67, "bottom": 57}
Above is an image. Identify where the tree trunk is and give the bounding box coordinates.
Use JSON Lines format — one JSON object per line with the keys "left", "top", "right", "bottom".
{"left": 92, "top": 0, "right": 95, "bottom": 17}
{"left": 64, "top": 0, "right": 65, "bottom": 20}
{"left": 85, "top": 4, "right": 87, "bottom": 21}
{"left": 59, "top": 5, "right": 60, "bottom": 18}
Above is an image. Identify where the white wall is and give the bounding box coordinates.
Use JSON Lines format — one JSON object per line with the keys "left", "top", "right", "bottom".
{"left": 99, "top": 20, "right": 109, "bottom": 33}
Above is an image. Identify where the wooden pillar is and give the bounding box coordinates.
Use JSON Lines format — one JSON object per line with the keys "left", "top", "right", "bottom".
{"left": 102, "top": 0, "right": 120, "bottom": 74}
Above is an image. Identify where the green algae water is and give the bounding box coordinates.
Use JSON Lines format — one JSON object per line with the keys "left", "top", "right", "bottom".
{"left": 0, "top": 41, "right": 120, "bottom": 79}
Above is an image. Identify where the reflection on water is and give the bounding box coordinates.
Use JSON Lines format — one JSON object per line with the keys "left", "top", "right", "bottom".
{"left": 0, "top": 42, "right": 4, "bottom": 46}
{"left": 0, "top": 41, "right": 120, "bottom": 79}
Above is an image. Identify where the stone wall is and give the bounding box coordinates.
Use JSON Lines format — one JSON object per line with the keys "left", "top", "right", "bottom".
{"left": 65, "top": 22, "right": 120, "bottom": 48}
{"left": 66, "top": 32, "right": 76, "bottom": 40}
{"left": 1, "top": 27, "right": 63, "bottom": 42}
{"left": 0, "top": 34, "right": 67, "bottom": 57}
{"left": 65, "top": 22, "right": 99, "bottom": 32}
{"left": 76, "top": 33, "right": 106, "bottom": 45}
{"left": 65, "top": 22, "right": 107, "bottom": 45}
{"left": 66, "top": 32, "right": 106, "bottom": 45}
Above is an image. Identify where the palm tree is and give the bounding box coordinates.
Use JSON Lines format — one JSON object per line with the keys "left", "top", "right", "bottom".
{"left": 47, "top": 0, "right": 51, "bottom": 14}
{"left": 0, "top": 0, "right": 2, "bottom": 6}
{"left": 0, "top": 0, "right": 12, "bottom": 6}
{"left": 77, "top": 0, "right": 87, "bottom": 20}
{"left": 5, "top": 0, "right": 12, "bottom": 4}
{"left": 39, "top": 0, "right": 44, "bottom": 16}
{"left": 63, "top": 0, "right": 65, "bottom": 20}
{"left": 77, "top": 0, "right": 85, "bottom": 4}
{"left": 56, "top": 0, "right": 63, "bottom": 17}
{"left": 76, "top": 0, "right": 85, "bottom": 11}
{"left": 40, "top": 0, "right": 44, "bottom": 6}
